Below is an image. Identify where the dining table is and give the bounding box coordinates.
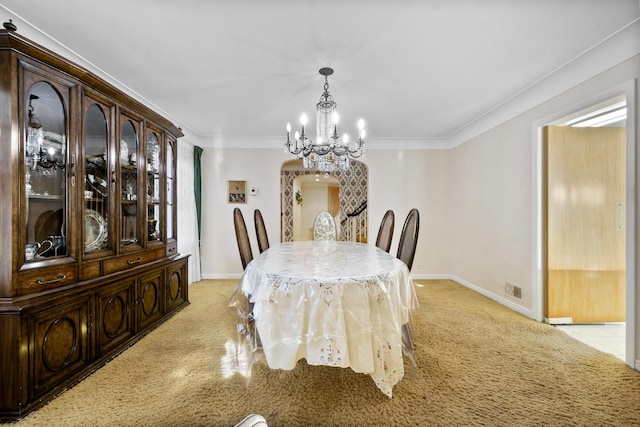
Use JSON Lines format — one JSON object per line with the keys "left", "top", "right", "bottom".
{"left": 229, "top": 240, "right": 418, "bottom": 397}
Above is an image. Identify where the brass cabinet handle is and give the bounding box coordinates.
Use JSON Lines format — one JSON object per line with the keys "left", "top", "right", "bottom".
{"left": 36, "top": 273, "right": 66, "bottom": 285}
{"left": 127, "top": 256, "right": 143, "bottom": 265}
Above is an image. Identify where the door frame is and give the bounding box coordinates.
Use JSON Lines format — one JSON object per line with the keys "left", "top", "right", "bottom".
{"left": 532, "top": 80, "right": 637, "bottom": 367}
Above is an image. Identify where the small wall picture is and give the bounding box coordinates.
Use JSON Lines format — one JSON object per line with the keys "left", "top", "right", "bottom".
{"left": 228, "top": 180, "right": 247, "bottom": 203}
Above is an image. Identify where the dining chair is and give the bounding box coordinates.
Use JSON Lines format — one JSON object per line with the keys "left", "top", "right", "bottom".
{"left": 313, "top": 211, "right": 337, "bottom": 241}
{"left": 233, "top": 207, "right": 253, "bottom": 269}
{"left": 375, "top": 209, "right": 395, "bottom": 253}
{"left": 254, "top": 209, "right": 270, "bottom": 253}
{"left": 396, "top": 208, "right": 420, "bottom": 271}
{"left": 397, "top": 208, "right": 420, "bottom": 354}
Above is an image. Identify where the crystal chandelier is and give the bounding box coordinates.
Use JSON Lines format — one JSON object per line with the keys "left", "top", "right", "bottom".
{"left": 285, "top": 67, "right": 365, "bottom": 172}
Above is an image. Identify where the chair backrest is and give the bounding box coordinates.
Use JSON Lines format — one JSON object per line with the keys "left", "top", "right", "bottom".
{"left": 396, "top": 208, "right": 420, "bottom": 271}
{"left": 254, "top": 209, "right": 270, "bottom": 253}
{"left": 375, "top": 210, "right": 395, "bottom": 252}
{"left": 313, "top": 211, "right": 337, "bottom": 241}
{"left": 233, "top": 208, "right": 253, "bottom": 269}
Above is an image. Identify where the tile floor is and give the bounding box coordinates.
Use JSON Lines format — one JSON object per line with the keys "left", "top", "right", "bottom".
{"left": 555, "top": 323, "right": 625, "bottom": 361}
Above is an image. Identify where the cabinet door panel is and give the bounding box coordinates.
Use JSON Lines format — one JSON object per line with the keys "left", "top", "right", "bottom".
{"left": 166, "top": 259, "right": 188, "bottom": 312}
{"left": 20, "top": 62, "right": 77, "bottom": 269}
{"left": 119, "top": 116, "right": 142, "bottom": 251}
{"left": 28, "top": 296, "right": 90, "bottom": 399}
{"left": 166, "top": 136, "right": 176, "bottom": 244}
{"left": 145, "top": 129, "right": 162, "bottom": 244}
{"left": 83, "top": 94, "right": 115, "bottom": 258}
{"left": 137, "top": 270, "right": 164, "bottom": 330}
{"left": 96, "top": 280, "right": 134, "bottom": 356}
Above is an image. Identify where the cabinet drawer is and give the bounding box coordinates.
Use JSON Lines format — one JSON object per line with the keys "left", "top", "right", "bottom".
{"left": 166, "top": 242, "right": 177, "bottom": 256}
{"left": 17, "top": 265, "right": 78, "bottom": 295}
{"left": 103, "top": 249, "right": 164, "bottom": 275}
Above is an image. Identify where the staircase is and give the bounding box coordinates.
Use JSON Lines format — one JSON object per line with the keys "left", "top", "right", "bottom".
{"left": 341, "top": 201, "right": 367, "bottom": 242}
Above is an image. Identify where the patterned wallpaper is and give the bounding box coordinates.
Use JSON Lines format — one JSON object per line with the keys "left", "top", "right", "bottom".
{"left": 281, "top": 160, "right": 368, "bottom": 241}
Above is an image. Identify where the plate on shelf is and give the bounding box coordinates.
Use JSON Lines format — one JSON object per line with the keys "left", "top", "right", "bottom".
{"left": 85, "top": 208, "right": 108, "bottom": 252}
{"left": 87, "top": 174, "right": 108, "bottom": 197}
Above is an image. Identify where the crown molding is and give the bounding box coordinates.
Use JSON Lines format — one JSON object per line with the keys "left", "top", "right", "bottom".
{"left": 447, "top": 18, "right": 640, "bottom": 149}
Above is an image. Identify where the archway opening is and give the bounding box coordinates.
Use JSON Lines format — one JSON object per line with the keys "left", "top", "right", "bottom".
{"left": 280, "top": 159, "right": 368, "bottom": 242}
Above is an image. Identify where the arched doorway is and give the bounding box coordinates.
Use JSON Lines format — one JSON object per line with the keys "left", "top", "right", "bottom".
{"left": 280, "top": 159, "right": 368, "bottom": 242}
{"left": 292, "top": 174, "right": 340, "bottom": 240}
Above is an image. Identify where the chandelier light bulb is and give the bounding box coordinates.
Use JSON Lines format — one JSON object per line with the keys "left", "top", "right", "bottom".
{"left": 332, "top": 112, "right": 340, "bottom": 124}
{"left": 360, "top": 129, "right": 366, "bottom": 139}
{"left": 294, "top": 131, "right": 300, "bottom": 140}
{"left": 342, "top": 134, "right": 349, "bottom": 144}
{"left": 357, "top": 119, "right": 365, "bottom": 130}
{"left": 286, "top": 122, "right": 291, "bottom": 132}
{"left": 300, "top": 114, "right": 308, "bottom": 126}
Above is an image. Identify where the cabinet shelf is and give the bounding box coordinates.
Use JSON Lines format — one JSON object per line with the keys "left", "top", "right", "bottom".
{"left": 28, "top": 193, "right": 64, "bottom": 201}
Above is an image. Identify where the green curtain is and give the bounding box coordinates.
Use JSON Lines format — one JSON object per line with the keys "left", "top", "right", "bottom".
{"left": 193, "top": 146, "right": 203, "bottom": 240}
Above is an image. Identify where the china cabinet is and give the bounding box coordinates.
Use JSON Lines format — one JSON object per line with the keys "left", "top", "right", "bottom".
{"left": 0, "top": 29, "right": 189, "bottom": 420}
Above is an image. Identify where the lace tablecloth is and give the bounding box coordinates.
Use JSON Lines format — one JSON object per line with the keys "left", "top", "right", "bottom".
{"left": 231, "top": 241, "right": 418, "bottom": 397}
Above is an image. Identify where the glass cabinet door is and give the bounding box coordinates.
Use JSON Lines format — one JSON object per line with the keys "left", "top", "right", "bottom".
{"left": 166, "top": 138, "right": 176, "bottom": 242}
{"left": 23, "top": 81, "right": 69, "bottom": 263}
{"left": 83, "top": 101, "right": 111, "bottom": 255}
{"left": 146, "top": 131, "right": 161, "bottom": 243}
{"left": 120, "top": 118, "right": 140, "bottom": 248}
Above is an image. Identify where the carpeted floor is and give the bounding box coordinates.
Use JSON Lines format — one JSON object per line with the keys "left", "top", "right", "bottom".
{"left": 15, "top": 279, "right": 640, "bottom": 426}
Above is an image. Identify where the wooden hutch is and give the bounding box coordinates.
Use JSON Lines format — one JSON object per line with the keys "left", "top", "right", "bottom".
{"left": 0, "top": 28, "right": 189, "bottom": 420}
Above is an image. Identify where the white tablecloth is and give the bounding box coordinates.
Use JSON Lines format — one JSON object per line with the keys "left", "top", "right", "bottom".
{"left": 231, "top": 241, "right": 418, "bottom": 397}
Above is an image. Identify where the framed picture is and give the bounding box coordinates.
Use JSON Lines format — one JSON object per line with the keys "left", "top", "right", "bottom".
{"left": 228, "top": 180, "right": 247, "bottom": 204}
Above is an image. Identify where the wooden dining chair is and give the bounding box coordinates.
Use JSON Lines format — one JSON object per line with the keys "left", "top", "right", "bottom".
{"left": 254, "top": 209, "right": 270, "bottom": 253}
{"left": 233, "top": 207, "right": 253, "bottom": 269}
{"left": 396, "top": 208, "right": 420, "bottom": 271}
{"left": 375, "top": 210, "right": 395, "bottom": 253}
{"left": 313, "top": 211, "right": 337, "bottom": 240}
{"left": 397, "top": 208, "right": 420, "bottom": 354}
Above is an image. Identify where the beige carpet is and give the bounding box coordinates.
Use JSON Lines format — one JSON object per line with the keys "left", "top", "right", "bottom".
{"left": 16, "top": 279, "right": 640, "bottom": 427}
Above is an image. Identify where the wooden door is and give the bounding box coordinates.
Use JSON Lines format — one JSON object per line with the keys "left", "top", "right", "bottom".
{"left": 544, "top": 126, "right": 625, "bottom": 323}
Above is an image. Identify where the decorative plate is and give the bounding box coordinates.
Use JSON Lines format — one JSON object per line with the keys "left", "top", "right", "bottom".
{"left": 85, "top": 208, "right": 108, "bottom": 252}
{"left": 87, "top": 174, "right": 108, "bottom": 197}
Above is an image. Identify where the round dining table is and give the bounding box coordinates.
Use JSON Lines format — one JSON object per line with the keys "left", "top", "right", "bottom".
{"left": 231, "top": 240, "right": 418, "bottom": 397}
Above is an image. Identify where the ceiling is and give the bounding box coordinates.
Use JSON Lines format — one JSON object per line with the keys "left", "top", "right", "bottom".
{"left": 1, "top": 1, "right": 638, "bottom": 146}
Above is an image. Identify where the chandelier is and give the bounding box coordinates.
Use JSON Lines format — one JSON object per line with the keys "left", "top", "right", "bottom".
{"left": 285, "top": 67, "right": 365, "bottom": 172}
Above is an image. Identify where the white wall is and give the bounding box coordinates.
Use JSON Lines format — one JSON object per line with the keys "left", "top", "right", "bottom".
{"left": 199, "top": 148, "right": 451, "bottom": 278}
{"left": 451, "top": 55, "right": 640, "bottom": 315}
{"left": 298, "top": 184, "right": 328, "bottom": 240}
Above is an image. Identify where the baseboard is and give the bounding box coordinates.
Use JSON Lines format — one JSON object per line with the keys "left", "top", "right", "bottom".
{"left": 636, "top": 359, "right": 640, "bottom": 371}
{"left": 545, "top": 317, "right": 574, "bottom": 325}
{"left": 450, "top": 275, "right": 535, "bottom": 319}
